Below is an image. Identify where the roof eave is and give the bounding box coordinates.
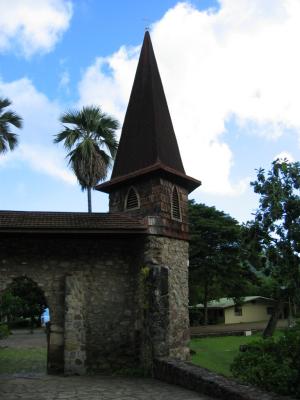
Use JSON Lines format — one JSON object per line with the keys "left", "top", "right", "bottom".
{"left": 0, "top": 228, "right": 148, "bottom": 235}
{"left": 96, "top": 163, "right": 201, "bottom": 194}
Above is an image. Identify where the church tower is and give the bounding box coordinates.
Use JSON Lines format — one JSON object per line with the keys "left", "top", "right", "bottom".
{"left": 97, "top": 31, "right": 200, "bottom": 240}
{"left": 96, "top": 32, "right": 200, "bottom": 362}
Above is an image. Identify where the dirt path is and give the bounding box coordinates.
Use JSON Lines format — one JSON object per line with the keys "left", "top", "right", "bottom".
{"left": 0, "top": 328, "right": 47, "bottom": 349}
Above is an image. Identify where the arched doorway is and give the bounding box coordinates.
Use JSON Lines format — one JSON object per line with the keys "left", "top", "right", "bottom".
{"left": 0, "top": 276, "right": 49, "bottom": 375}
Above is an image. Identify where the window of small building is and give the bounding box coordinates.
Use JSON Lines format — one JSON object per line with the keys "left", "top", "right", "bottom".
{"left": 234, "top": 306, "right": 242, "bottom": 316}
{"left": 267, "top": 306, "right": 274, "bottom": 315}
{"left": 171, "top": 186, "right": 181, "bottom": 221}
{"left": 125, "top": 187, "right": 140, "bottom": 210}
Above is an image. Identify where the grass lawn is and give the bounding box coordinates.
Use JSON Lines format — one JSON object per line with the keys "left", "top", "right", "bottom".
{"left": 0, "top": 348, "right": 46, "bottom": 374}
{"left": 189, "top": 332, "right": 281, "bottom": 377}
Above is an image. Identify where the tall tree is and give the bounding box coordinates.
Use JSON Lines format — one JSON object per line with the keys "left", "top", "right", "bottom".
{"left": 189, "top": 200, "right": 252, "bottom": 325}
{"left": 0, "top": 97, "right": 22, "bottom": 153}
{"left": 251, "top": 159, "right": 300, "bottom": 337}
{"left": 54, "top": 106, "right": 119, "bottom": 212}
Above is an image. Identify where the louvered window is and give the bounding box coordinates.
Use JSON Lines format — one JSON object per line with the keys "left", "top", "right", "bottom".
{"left": 125, "top": 187, "right": 140, "bottom": 210}
{"left": 171, "top": 187, "right": 181, "bottom": 220}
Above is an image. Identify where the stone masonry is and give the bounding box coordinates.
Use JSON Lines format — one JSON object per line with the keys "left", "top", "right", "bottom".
{"left": 143, "top": 236, "right": 190, "bottom": 360}
{"left": 0, "top": 235, "right": 143, "bottom": 374}
{"left": 64, "top": 272, "right": 87, "bottom": 375}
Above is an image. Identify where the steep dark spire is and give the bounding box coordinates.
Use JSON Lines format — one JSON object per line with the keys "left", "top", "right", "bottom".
{"left": 97, "top": 32, "right": 200, "bottom": 193}
{"left": 112, "top": 31, "right": 185, "bottom": 178}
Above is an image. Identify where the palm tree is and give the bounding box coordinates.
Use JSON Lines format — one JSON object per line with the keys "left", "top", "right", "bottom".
{"left": 0, "top": 97, "right": 23, "bottom": 154}
{"left": 54, "top": 106, "right": 119, "bottom": 213}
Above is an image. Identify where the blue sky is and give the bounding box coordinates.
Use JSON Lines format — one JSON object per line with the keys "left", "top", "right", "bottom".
{"left": 0, "top": 0, "right": 300, "bottom": 222}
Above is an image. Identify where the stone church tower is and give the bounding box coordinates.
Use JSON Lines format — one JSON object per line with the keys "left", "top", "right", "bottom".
{"left": 97, "top": 32, "right": 200, "bottom": 362}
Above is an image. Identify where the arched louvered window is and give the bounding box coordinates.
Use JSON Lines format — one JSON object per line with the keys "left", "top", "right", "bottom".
{"left": 125, "top": 187, "right": 140, "bottom": 210}
{"left": 171, "top": 186, "right": 181, "bottom": 221}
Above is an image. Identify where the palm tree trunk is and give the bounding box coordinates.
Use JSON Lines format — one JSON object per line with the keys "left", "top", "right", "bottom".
{"left": 87, "top": 188, "right": 92, "bottom": 213}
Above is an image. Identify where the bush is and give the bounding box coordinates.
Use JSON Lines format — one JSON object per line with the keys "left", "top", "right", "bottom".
{"left": 231, "top": 325, "right": 300, "bottom": 397}
{"left": 0, "top": 323, "right": 10, "bottom": 340}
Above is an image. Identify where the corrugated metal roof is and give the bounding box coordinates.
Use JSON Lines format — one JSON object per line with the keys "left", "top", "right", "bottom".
{"left": 192, "top": 296, "right": 274, "bottom": 309}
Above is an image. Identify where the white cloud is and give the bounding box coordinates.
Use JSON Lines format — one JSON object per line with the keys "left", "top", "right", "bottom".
{"left": 0, "top": 77, "right": 75, "bottom": 185}
{"left": 20, "top": 144, "right": 76, "bottom": 184}
{"left": 78, "top": 46, "right": 139, "bottom": 122}
{"left": 0, "top": 144, "right": 76, "bottom": 185}
{"left": 0, "top": 0, "right": 73, "bottom": 57}
{"left": 59, "top": 70, "right": 70, "bottom": 92}
{"left": 274, "top": 151, "right": 295, "bottom": 162}
{"left": 77, "top": 0, "right": 300, "bottom": 196}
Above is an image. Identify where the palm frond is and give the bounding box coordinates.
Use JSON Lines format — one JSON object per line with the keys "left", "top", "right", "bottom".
{"left": 1, "top": 111, "right": 23, "bottom": 128}
{"left": 6, "top": 132, "right": 18, "bottom": 150}
{"left": 0, "top": 97, "right": 11, "bottom": 110}
{"left": 54, "top": 128, "right": 82, "bottom": 149}
{"left": 0, "top": 98, "right": 22, "bottom": 154}
{"left": 60, "top": 110, "right": 81, "bottom": 125}
{"left": 0, "top": 131, "right": 18, "bottom": 151}
{"left": 0, "top": 136, "right": 8, "bottom": 153}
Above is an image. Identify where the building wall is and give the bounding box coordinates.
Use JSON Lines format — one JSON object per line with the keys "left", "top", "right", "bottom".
{"left": 0, "top": 235, "right": 142, "bottom": 374}
{"left": 224, "top": 302, "right": 272, "bottom": 324}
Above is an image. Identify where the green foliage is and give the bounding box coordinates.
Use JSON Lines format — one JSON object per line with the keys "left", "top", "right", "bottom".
{"left": 231, "top": 325, "right": 300, "bottom": 397}
{"left": 250, "top": 159, "right": 300, "bottom": 335}
{"left": 0, "top": 276, "right": 47, "bottom": 325}
{"left": 0, "top": 323, "right": 10, "bottom": 339}
{"left": 188, "top": 200, "right": 255, "bottom": 323}
{"left": 0, "top": 291, "right": 24, "bottom": 321}
{"left": 243, "top": 275, "right": 277, "bottom": 298}
{"left": 0, "top": 97, "right": 22, "bottom": 154}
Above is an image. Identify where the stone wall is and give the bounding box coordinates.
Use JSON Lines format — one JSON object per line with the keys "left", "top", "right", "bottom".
{"left": 64, "top": 272, "right": 87, "bottom": 375}
{"left": 0, "top": 234, "right": 143, "bottom": 374}
{"left": 142, "top": 235, "right": 190, "bottom": 364}
{"left": 154, "top": 358, "right": 293, "bottom": 400}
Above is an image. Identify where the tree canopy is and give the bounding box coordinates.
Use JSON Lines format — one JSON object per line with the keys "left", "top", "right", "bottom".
{"left": 250, "top": 158, "right": 300, "bottom": 336}
{"left": 189, "top": 200, "right": 253, "bottom": 324}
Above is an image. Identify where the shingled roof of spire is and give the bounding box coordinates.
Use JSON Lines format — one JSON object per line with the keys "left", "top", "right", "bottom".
{"left": 0, "top": 211, "right": 147, "bottom": 234}
{"left": 111, "top": 31, "right": 185, "bottom": 178}
{"left": 96, "top": 32, "right": 201, "bottom": 194}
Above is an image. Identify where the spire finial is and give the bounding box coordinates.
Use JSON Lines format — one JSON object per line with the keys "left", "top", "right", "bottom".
{"left": 142, "top": 18, "right": 150, "bottom": 32}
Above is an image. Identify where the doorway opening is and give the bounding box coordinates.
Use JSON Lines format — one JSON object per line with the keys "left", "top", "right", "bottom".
{"left": 0, "top": 276, "right": 49, "bottom": 375}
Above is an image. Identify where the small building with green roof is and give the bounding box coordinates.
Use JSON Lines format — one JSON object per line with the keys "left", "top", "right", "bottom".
{"left": 190, "top": 296, "right": 287, "bottom": 325}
